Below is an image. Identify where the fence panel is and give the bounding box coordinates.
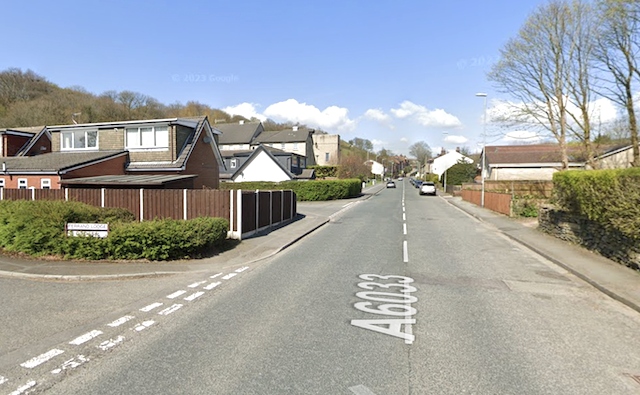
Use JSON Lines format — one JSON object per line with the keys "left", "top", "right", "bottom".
{"left": 104, "top": 189, "right": 141, "bottom": 220}
{"left": 144, "top": 189, "right": 183, "bottom": 220}
{"left": 258, "top": 191, "right": 271, "bottom": 229}
{"left": 187, "top": 190, "right": 230, "bottom": 220}
{"left": 461, "top": 189, "right": 512, "bottom": 216}
{"left": 271, "top": 191, "right": 282, "bottom": 224}
{"left": 67, "top": 188, "right": 102, "bottom": 206}
{"left": 241, "top": 191, "right": 257, "bottom": 233}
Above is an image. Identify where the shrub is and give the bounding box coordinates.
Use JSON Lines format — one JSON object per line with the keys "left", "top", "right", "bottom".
{"left": 220, "top": 179, "right": 362, "bottom": 201}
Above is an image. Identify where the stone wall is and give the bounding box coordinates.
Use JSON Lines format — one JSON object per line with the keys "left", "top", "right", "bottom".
{"left": 538, "top": 205, "right": 640, "bottom": 272}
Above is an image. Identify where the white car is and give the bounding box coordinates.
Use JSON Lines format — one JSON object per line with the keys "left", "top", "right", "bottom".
{"left": 419, "top": 182, "right": 436, "bottom": 196}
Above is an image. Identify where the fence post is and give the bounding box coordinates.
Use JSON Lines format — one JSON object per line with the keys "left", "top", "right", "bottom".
{"left": 237, "top": 189, "right": 242, "bottom": 239}
{"left": 229, "top": 189, "right": 234, "bottom": 236}
{"left": 281, "top": 190, "right": 284, "bottom": 222}
{"left": 183, "top": 189, "right": 188, "bottom": 220}
{"left": 255, "top": 190, "right": 259, "bottom": 232}
{"left": 270, "top": 190, "right": 273, "bottom": 228}
{"left": 101, "top": 188, "right": 105, "bottom": 207}
{"left": 139, "top": 188, "right": 144, "bottom": 222}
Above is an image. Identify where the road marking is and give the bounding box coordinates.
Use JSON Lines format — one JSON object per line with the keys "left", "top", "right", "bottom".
{"left": 20, "top": 349, "right": 64, "bottom": 368}
{"left": 107, "top": 315, "right": 134, "bottom": 327}
{"left": 210, "top": 273, "right": 222, "bottom": 279}
{"left": 51, "top": 355, "right": 89, "bottom": 374}
{"left": 188, "top": 281, "right": 207, "bottom": 288}
{"left": 133, "top": 320, "right": 155, "bottom": 332}
{"left": 204, "top": 281, "right": 221, "bottom": 290}
{"left": 402, "top": 213, "right": 406, "bottom": 221}
{"left": 158, "top": 304, "right": 183, "bottom": 315}
{"left": 342, "top": 202, "right": 354, "bottom": 208}
{"left": 98, "top": 336, "right": 125, "bottom": 351}
{"left": 222, "top": 273, "right": 237, "bottom": 280}
{"left": 349, "top": 384, "right": 377, "bottom": 395}
{"left": 167, "top": 290, "right": 187, "bottom": 299}
{"left": 69, "top": 330, "right": 103, "bottom": 345}
{"left": 403, "top": 223, "right": 407, "bottom": 235}
{"left": 184, "top": 291, "right": 205, "bottom": 301}
{"left": 403, "top": 241, "right": 409, "bottom": 263}
{"left": 0, "top": 376, "right": 7, "bottom": 385}
{"left": 9, "top": 380, "right": 36, "bottom": 394}
{"left": 235, "top": 266, "right": 249, "bottom": 273}
{"left": 140, "top": 302, "right": 163, "bottom": 312}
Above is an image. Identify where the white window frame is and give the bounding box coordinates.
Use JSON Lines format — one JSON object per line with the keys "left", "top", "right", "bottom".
{"left": 230, "top": 159, "right": 237, "bottom": 169}
{"left": 61, "top": 130, "right": 98, "bottom": 151}
{"left": 280, "top": 143, "right": 285, "bottom": 149}
{"left": 18, "top": 178, "right": 27, "bottom": 189}
{"left": 0, "top": 179, "right": 4, "bottom": 188}
{"left": 293, "top": 143, "right": 299, "bottom": 151}
{"left": 41, "top": 179, "right": 51, "bottom": 189}
{"left": 125, "top": 125, "right": 169, "bottom": 150}
{"left": 325, "top": 152, "right": 330, "bottom": 162}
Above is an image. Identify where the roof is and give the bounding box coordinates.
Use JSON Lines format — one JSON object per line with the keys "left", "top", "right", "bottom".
{"left": 253, "top": 128, "right": 313, "bottom": 144}
{"left": 45, "top": 117, "right": 214, "bottom": 131}
{"left": 294, "top": 168, "right": 315, "bottom": 180}
{"left": 228, "top": 145, "right": 294, "bottom": 181}
{"left": 214, "top": 122, "right": 262, "bottom": 145}
{"left": 0, "top": 150, "right": 127, "bottom": 173}
{"left": 484, "top": 144, "right": 610, "bottom": 165}
{"left": 59, "top": 174, "right": 196, "bottom": 186}
{"left": 220, "top": 145, "right": 302, "bottom": 158}
{"left": 0, "top": 126, "right": 42, "bottom": 136}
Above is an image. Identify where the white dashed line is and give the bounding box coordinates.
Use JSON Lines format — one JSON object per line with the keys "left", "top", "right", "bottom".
{"left": 210, "top": 273, "right": 222, "bottom": 279}
{"left": 133, "top": 320, "right": 155, "bottom": 332}
{"left": 20, "top": 349, "right": 64, "bottom": 368}
{"left": 0, "top": 376, "right": 7, "bottom": 385}
{"left": 140, "top": 302, "right": 163, "bottom": 312}
{"left": 349, "top": 384, "right": 377, "bottom": 395}
{"left": 184, "top": 291, "right": 205, "bottom": 301}
{"left": 403, "top": 223, "right": 407, "bottom": 235}
{"left": 167, "top": 290, "right": 187, "bottom": 299}
{"left": 69, "top": 330, "right": 103, "bottom": 345}
{"left": 158, "top": 304, "right": 183, "bottom": 315}
{"left": 51, "top": 355, "right": 89, "bottom": 374}
{"left": 108, "top": 315, "right": 134, "bottom": 327}
{"left": 403, "top": 241, "right": 409, "bottom": 263}
{"left": 98, "top": 336, "right": 125, "bottom": 351}
{"left": 235, "top": 266, "right": 249, "bottom": 273}
{"left": 9, "top": 380, "right": 37, "bottom": 395}
{"left": 188, "top": 281, "right": 207, "bottom": 288}
{"left": 204, "top": 281, "right": 221, "bottom": 290}
{"left": 402, "top": 213, "right": 406, "bottom": 221}
{"left": 222, "top": 273, "right": 237, "bottom": 280}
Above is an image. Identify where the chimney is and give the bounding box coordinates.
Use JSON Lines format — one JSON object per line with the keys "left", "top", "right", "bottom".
{"left": 440, "top": 148, "right": 446, "bottom": 156}
{"left": 456, "top": 147, "right": 460, "bottom": 153}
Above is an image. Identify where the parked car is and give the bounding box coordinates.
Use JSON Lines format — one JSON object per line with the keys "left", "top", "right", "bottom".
{"left": 386, "top": 181, "right": 396, "bottom": 188}
{"left": 414, "top": 180, "right": 423, "bottom": 188}
{"left": 419, "top": 182, "right": 436, "bottom": 196}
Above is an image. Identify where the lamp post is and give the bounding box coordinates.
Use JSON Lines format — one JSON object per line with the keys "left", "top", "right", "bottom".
{"left": 475, "top": 93, "right": 488, "bottom": 207}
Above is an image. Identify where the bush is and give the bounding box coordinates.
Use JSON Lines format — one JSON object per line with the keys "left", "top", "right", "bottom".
{"left": 220, "top": 179, "right": 362, "bottom": 201}
{"left": 0, "top": 200, "right": 228, "bottom": 260}
{"left": 553, "top": 168, "right": 640, "bottom": 238}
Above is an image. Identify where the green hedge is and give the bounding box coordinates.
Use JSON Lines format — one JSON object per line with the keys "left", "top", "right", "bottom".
{"left": 0, "top": 200, "right": 229, "bottom": 260}
{"left": 309, "top": 165, "right": 338, "bottom": 178}
{"left": 220, "top": 179, "right": 362, "bottom": 201}
{"left": 553, "top": 168, "right": 640, "bottom": 238}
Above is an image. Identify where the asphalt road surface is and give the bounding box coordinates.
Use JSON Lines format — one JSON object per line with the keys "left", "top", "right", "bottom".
{"left": 3, "top": 180, "right": 640, "bottom": 394}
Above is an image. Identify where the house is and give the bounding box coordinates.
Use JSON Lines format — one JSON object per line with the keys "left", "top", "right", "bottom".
{"left": 0, "top": 126, "right": 50, "bottom": 157}
{"left": 590, "top": 144, "right": 638, "bottom": 169}
{"left": 215, "top": 120, "right": 264, "bottom": 151}
{"left": 428, "top": 149, "right": 473, "bottom": 178}
{"left": 252, "top": 126, "right": 316, "bottom": 166}
{"left": 0, "top": 116, "right": 223, "bottom": 189}
{"left": 312, "top": 133, "right": 340, "bottom": 165}
{"left": 220, "top": 145, "right": 314, "bottom": 182}
{"left": 481, "top": 144, "right": 585, "bottom": 181}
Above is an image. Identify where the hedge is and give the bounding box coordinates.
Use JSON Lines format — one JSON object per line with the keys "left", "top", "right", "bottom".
{"left": 0, "top": 200, "right": 229, "bottom": 261}
{"left": 220, "top": 179, "right": 362, "bottom": 201}
{"left": 553, "top": 168, "right": 640, "bottom": 239}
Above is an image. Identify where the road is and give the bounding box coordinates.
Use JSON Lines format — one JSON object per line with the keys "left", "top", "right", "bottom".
{"left": 2, "top": 180, "right": 640, "bottom": 394}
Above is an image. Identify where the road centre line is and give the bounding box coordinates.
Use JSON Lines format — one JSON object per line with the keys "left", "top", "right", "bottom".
{"left": 133, "top": 320, "right": 155, "bottom": 332}
{"left": 349, "top": 384, "right": 377, "bottom": 395}
{"left": 140, "top": 302, "right": 163, "bottom": 312}
{"left": 204, "top": 281, "right": 221, "bottom": 290}
{"left": 69, "top": 330, "right": 103, "bottom": 346}
{"left": 235, "top": 266, "right": 249, "bottom": 273}
{"left": 403, "top": 241, "right": 409, "bottom": 263}
{"left": 184, "top": 291, "right": 205, "bottom": 301}
{"left": 403, "top": 223, "right": 407, "bottom": 235}
{"left": 9, "top": 380, "right": 36, "bottom": 394}
{"left": 188, "top": 281, "right": 207, "bottom": 288}
{"left": 107, "top": 315, "right": 134, "bottom": 327}
{"left": 166, "top": 290, "right": 187, "bottom": 299}
{"left": 222, "top": 273, "right": 237, "bottom": 280}
{"left": 158, "top": 304, "right": 183, "bottom": 316}
{"left": 20, "top": 349, "right": 64, "bottom": 369}
{"left": 210, "top": 273, "right": 222, "bottom": 279}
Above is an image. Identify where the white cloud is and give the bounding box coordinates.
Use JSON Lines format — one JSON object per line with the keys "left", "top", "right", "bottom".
{"left": 400, "top": 137, "right": 408, "bottom": 143}
{"left": 222, "top": 102, "right": 266, "bottom": 121}
{"left": 263, "top": 99, "right": 357, "bottom": 132}
{"left": 364, "top": 108, "right": 391, "bottom": 122}
{"left": 390, "top": 101, "right": 462, "bottom": 128}
{"left": 444, "top": 135, "right": 468, "bottom": 144}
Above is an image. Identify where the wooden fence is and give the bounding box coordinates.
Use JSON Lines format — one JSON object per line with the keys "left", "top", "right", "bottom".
{"left": 0, "top": 188, "right": 296, "bottom": 240}
{"left": 461, "top": 189, "right": 513, "bottom": 216}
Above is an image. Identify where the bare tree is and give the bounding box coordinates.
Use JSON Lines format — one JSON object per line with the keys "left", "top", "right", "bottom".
{"left": 408, "top": 141, "right": 433, "bottom": 167}
{"left": 488, "top": 1, "right": 593, "bottom": 170}
{"left": 593, "top": 0, "right": 640, "bottom": 166}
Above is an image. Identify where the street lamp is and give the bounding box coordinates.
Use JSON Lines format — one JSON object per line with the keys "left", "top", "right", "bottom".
{"left": 475, "top": 93, "right": 488, "bottom": 207}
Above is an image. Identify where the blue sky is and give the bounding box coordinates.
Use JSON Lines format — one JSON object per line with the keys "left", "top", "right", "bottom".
{"left": 2, "top": 0, "right": 552, "bottom": 156}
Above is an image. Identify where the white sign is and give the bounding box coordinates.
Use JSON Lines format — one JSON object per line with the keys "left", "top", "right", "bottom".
{"left": 66, "top": 223, "right": 109, "bottom": 238}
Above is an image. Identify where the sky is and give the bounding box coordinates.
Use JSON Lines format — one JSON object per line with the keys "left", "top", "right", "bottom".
{"left": 2, "top": 0, "right": 578, "bottom": 156}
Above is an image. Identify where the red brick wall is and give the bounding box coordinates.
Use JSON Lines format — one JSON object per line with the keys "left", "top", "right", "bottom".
{"left": 184, "top": 133, "right": 220, "bottom": 189}
{"left": 64, "top": 155, "right": 127, "bottom": 179}
{"left": 4, "top": 135, "right": 33, "bottom": 156}
{"left": 22, "top": 134, "right": 52, "bottom": 156}
{"left": 0, "top": 175, "right": 61, "bottom": 189}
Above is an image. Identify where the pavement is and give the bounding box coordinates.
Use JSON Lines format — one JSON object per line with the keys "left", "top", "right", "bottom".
{"left": 0, "top": 183, "right": 639, "bottom": 315}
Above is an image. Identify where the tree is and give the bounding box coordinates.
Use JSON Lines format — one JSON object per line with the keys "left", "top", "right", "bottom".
{"left": 338, "top": 153, "right": 370, "bottom": 180}
{"left": 408, "top": 141, "right": 433, "bottom": 167}
{"left": 348, "top": 137, "right": 373, "bottom": 152}
{"left": 488, "top": 0, "right": 595, "bottom": 170}
{"left": 593, "top": 0, "right": 640, "bottom": 166}
{"left": 444, "top": 160, "right": 478, "bottom": 186}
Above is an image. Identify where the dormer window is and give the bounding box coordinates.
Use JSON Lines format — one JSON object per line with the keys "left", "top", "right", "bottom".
{"left": 61, "top": 130, "right": 97, "bottom": 150}
{"left": 126, "top": 125, "right": 168, "bottom": 149}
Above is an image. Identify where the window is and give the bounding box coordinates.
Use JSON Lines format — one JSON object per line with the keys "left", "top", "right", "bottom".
{"left": 18, "top": 178, "right": 27, "bottom": 189}
{"left": 230, "top": 159, "right": 237, "bottom": 169}
{"left": 61, "top": 130, "right": 97, "bottom": 150}
{"left": 293, "top": 143, "right": 299, "bottom": 151}
{"left": 41, "top": 179, "right": 51, "bottom": 189}
{"left": 126, "top": 126, "right": 168, "bottom": 149}
{"left": 280, "top": 143, "right": 285, "bottom": 149}
{"left": 0, "top": 179, "right": 4, "bottom": 188}
{"left": 325, "top": 152, "right": 330, "bottom": 162}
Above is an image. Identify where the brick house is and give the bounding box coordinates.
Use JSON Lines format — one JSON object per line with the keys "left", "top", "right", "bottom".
{"left": 0, "top": 116, "right": 223, "bottom": 189}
